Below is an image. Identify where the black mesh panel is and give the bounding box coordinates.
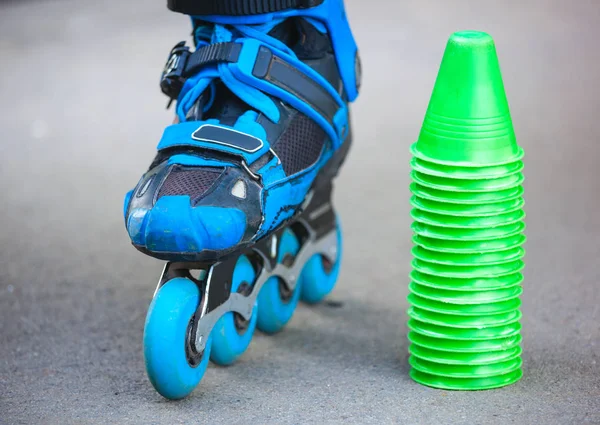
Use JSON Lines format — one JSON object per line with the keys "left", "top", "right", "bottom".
{"left": 272, "top": 113, "right": 326, "bottom": 176}
{"left": 157, "top": 166, "right": 222, "bottom": 202}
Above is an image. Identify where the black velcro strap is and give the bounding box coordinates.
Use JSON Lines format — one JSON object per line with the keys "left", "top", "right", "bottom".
{"left": 184, "top": 42, "right": 242, "bottom": 76}
{"left": 167, "top": 0, "right": 324, "bottom": 16}
{"left": 252, "top": 46, "right": 339, "bottom": 125}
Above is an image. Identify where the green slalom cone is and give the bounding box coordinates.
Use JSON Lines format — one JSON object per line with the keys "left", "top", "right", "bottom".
{"left": 408, "top": 31, "right": 525, "bottom": 391}
{"left": 410, "top": 31, "right": 523, "bottom": 166}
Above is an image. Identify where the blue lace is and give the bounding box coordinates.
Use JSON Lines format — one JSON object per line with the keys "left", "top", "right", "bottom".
{"left": 175, "top": 20, "right": 296, "bottom": 123}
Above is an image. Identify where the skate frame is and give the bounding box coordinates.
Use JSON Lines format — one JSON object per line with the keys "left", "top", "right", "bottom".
{"left": 155, "top": 183, "right": 338, "bottom": 357}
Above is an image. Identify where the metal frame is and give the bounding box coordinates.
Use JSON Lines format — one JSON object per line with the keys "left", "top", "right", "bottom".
{"left": 153, "top": 184, "right": 338, "bottom": 357}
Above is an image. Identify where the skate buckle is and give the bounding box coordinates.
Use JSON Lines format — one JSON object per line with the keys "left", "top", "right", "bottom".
{"left": 160, "top": 41, "right": 191, "bottom": 105}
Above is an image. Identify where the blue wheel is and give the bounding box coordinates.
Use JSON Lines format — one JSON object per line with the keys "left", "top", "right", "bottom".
{"left": 210, "top": 255, "right": 258, "bottom": 366}
{"left": 300, "top": 219, "right": 343, "bottom": 304}
{"left": 143, "top": 277, "right": 211, "bottom": 400}
{"left": 256, "top": 229, "right": 301, "bottom": 334}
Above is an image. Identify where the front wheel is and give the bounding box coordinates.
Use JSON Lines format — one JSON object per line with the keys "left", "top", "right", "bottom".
{"left": 143, "top": 277, "right": 211, "bottom": 400}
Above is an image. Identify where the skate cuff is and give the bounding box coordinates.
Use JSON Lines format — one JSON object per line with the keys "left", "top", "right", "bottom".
{"left": 179, "top": 0, "right": 361, "bottom": 103}
{"left": 167, "top": 0, "right": 324, "bottom": 16}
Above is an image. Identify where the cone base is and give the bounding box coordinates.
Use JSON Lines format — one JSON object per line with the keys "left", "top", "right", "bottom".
{"left": 410, "top": 367, "right": 522, "bottom": 390}
{"left": 409, "top": 355, "right": 522, "bottom": 378}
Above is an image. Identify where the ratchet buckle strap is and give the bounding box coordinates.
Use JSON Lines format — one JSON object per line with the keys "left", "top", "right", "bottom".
{"left": 160, "top": 41, "right": 242, "bottom": 101}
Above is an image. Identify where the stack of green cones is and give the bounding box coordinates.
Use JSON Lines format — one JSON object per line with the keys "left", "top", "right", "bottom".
{"left": 408, "top": 31, "right": 526, "bottom": 390}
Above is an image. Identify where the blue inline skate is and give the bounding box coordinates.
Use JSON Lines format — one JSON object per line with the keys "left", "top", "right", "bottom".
{"left": 123, "top": 0, "right": 361, "bottom": 399}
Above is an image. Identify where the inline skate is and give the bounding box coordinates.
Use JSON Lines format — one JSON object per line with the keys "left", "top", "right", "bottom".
{"left": 123, "top": 0, "right": 361, "bottom": 399}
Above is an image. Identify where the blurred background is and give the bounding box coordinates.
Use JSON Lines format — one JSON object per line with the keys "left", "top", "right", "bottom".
{"left": 1, "top": 0, "right": 599, "bottom": 423}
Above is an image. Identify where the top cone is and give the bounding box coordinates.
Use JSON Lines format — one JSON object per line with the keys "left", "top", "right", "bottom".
{"left": 411, "top": 31, "right": 523, "bottom": 166}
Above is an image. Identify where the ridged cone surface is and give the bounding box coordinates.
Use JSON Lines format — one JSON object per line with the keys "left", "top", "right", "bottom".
{"left": 408, "top": 31, "right": 525, "bottom": 391}
{"left": 411, "top": 31, "right": 522, "bottom": 166}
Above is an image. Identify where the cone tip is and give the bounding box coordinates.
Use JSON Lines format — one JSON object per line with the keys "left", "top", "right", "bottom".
{"left": 448, "top": 31, "right": 495, "bottom": 48}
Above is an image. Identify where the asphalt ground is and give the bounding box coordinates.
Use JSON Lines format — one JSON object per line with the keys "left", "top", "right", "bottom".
{"left": 1, "top": 0, "right": 599, "bottom": 423}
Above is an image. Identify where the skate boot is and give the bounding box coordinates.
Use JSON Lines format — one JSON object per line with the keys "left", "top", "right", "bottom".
{"left": 123, "top": 0, "right": 361, "bottom": 399}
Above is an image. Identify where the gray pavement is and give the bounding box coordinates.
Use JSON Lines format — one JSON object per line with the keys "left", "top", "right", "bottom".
{"left": 1, "top": 0, "right": 599, "bottom": 423}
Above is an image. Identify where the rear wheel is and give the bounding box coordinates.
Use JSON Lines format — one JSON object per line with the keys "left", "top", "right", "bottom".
{"left": 256, "top": 229, "right": 301, "bottom": 334}
{"left": 300, "top": 219, "right": 342, "bottom": 304}
{"left": 210, "top": 255, "right": 259, "bottom": 365}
